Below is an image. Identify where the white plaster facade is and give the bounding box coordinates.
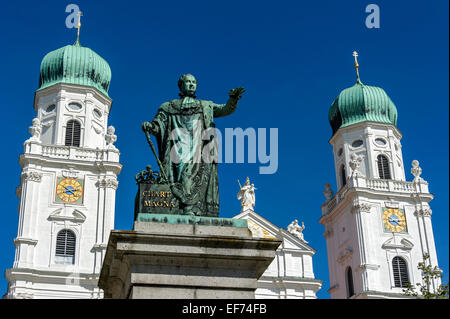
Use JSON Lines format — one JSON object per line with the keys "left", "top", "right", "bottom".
{"left": 234, "top": 210, "right": 322, "bottom": 299}
{"left": 4, "top": 83, "right": 122, "bottom": 299}
{"left": 320, "top": 121, "right": 441, "bottom": 299}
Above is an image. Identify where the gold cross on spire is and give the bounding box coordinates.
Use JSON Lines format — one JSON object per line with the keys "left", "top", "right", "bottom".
{"left": 353, "top": 51, "right": 361, "bottom": 82}
{"left": 76, "top": 10, "right": 83, "bottom": 45}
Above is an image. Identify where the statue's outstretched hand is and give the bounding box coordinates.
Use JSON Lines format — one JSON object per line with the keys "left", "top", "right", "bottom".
{"left": 229, "top": 87, "right": 245, "bottom": 100}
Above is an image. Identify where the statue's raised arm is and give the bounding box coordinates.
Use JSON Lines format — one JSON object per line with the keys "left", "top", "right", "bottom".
{"left": 213, "top": 87, "right": 245, "bottom": 118}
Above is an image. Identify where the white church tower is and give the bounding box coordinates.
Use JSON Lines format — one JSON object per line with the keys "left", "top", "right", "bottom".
{"left": 319, "top": 52, "right": 441, "bottom": 299}
{"left": 4, "top": 31, "right": 122, "bottom": 298}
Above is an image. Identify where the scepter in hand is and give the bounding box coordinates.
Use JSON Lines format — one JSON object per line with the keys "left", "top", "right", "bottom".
{"left": 142, "top": 122, "right": 169, "bottom": 183}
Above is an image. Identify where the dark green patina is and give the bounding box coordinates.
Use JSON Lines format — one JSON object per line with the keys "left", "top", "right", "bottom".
{"left": 328, "top": 79, "right": 398, "bottom": 136}
{"left": 135, "top": 175, "right": 181, "bottom": 218}
{"left": 134, "top": 74, "right": 246, "bottom": 227}
{"left": 38, "top": 41, "right": 111, "bottom": 97}
{"left": 135, "top": 213, "right": 248, "bottom": 228}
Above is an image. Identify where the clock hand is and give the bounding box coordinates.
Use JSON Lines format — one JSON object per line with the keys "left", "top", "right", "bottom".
{"left": 388, "top": 216, "right": 400, "bottom": 225}
{"left": 65, "top": 187, "right": 75, "bottom": 195}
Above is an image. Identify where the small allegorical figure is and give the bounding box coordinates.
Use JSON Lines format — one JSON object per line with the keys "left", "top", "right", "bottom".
{"left": 237, "top": 177, "right": 256, "bottom": 211}
{"left": 27, "top": 118, "right": 41, "bottom": 142}
{"left": 287, "top": 220, "right": 306, "bottom": 242}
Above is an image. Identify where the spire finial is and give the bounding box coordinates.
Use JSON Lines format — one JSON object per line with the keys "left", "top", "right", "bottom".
{"left": 353, "top": 51, "right": 361, "bottom": 83}
{"left": 75, "top": 10, "right": 83, "bottom": 45}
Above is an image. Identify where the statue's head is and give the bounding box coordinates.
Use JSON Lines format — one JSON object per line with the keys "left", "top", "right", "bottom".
{"left": 178, "top": 74, "right": 197, "bottom": 97}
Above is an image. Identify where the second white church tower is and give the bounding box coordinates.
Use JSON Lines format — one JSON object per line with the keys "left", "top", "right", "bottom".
{"left": 5, "top": 37, "right": 122, "bottom": 298}
{"left": 319, "top": 53, "right": 441, "bottom": 299}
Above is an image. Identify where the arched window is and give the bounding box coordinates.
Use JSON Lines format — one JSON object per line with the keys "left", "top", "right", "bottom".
{"left": 377, "top": 155, "right": 391, "bottom": 179}
{"left": 65, "top": 120, "right": 81, "bottom": 147}
{"left": 392, "top": 256, "right": 409, "bottom": 288}
{"left": 55, "top": 229, "right": 76, "bottom": 264}
{"left": 341, "top": 165, "right": 347, "bottom": 188}
{"left": 346, "top": 266, "right": 355, "bottom": 298}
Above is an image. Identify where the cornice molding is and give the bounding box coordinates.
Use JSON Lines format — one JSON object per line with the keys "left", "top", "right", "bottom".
{"left": 14, "top": 237, "right": 38, "bottom": 246}
{"left": 48, "top": 208, "right": 86, "bottom": 223}
{"left": 382, "top": 237, "right": 414, "bottom": 251}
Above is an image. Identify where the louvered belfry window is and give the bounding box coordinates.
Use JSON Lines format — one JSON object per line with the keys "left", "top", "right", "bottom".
{"left": 377, "top": 155, "right": 391, "bottom": 179}
{"left": 392, "top": 256, "right": 409, "bottom": 288}
{"left": 65, "top": 120, "right": 81, "bottom": 147}
{"left": 55, "top": 229, "right": 76, "bottom": 264}
{"left": 346, "top": 267, "right": 355, "bottom": 298}
{"left": 341, "top": 165, "right": 347, "bottom": 188}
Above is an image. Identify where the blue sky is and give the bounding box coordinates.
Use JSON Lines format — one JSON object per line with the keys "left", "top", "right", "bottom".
{"left": 0, "top": 0, "right": 448, "bottom": 299}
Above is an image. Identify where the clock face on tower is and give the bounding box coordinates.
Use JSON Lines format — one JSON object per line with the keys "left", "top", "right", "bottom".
{"left": 55, "top": 177, "right": 84, "bottom": 204}
{"left": 382, "top": 208, "right": 407, "bottom": 233}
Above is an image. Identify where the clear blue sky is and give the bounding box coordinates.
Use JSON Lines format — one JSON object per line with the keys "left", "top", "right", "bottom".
{"left": 0, "top": 0, "right": 448, "bottom": 299}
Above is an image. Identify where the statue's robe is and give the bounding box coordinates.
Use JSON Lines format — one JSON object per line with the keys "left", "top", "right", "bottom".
{"left": 149, "top": 97, "right": 237, "bottom": 217}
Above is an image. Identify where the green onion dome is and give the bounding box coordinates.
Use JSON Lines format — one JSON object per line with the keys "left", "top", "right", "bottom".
{"left": 38, "top": 41, "right": 111, "bottom": 97}
{"left": 328, "top": 79, "right": 398, "bottom": 136}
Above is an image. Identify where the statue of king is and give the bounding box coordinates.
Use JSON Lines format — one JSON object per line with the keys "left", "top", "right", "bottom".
{"left": 142, "top": 74, "right": 245, "bottom": 217}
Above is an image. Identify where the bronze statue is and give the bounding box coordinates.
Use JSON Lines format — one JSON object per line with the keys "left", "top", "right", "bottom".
{"left": 141, "top": 74, "right": 244, "bottom": 217}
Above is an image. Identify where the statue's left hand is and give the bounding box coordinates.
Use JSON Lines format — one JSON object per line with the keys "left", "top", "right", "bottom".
{"left": 229, "top": 87, "right": 245, "bottom": 100}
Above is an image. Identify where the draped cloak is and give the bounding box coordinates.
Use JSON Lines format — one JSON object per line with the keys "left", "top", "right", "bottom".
{"left": 149, "top": 97, "right": 238, "bottom": 217}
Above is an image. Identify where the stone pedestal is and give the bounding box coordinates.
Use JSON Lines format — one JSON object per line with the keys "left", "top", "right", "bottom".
{"left": 98, "top": 222, "right": 281, "bottom": 299}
